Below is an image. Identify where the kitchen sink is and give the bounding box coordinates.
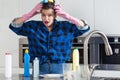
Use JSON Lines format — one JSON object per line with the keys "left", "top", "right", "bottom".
{"left": 95, "top": 64, "right": 120, "bottom": 70}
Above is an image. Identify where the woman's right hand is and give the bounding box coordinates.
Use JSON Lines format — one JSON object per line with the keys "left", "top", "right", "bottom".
{"left": 22, "top": 3, "right": 43, "bottom": 22}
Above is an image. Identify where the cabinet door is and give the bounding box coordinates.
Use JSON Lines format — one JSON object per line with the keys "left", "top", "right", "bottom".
{"left": 95, "top": 0, "right": 120, "bottom": 34}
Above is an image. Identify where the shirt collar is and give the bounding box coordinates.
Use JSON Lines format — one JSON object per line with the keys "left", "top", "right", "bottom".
{"left": 52, "top": 19, "right": 58, "bottom": 30}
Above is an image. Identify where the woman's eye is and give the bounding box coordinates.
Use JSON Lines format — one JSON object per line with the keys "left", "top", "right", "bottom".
{"left": 48, "top": 14, "right": 52, "bottom": 17}
{"left": 42, "top": 14, "right": 45, "bottom": 17}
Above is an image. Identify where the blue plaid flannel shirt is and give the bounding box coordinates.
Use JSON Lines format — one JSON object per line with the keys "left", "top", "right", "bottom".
{"left": 9, "top": 19, "right": 90, "bottom": 63}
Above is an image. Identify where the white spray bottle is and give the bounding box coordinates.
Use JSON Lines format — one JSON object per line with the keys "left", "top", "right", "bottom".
{"left": 33, "top": 57, "right": 39, "bottom": 77}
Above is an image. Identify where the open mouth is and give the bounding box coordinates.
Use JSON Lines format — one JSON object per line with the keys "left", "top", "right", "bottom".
{"left": 44, "top": 21, "right": 49, "bottom": 24}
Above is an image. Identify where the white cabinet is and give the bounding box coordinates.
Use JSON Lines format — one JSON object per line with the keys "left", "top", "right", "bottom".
{"left": 94, "top": 0, "right": 120, "bottom": 34}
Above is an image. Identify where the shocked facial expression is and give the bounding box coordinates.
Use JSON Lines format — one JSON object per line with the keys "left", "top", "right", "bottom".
{"left": 41, "top": 8, "right": 56, "bottom": 28}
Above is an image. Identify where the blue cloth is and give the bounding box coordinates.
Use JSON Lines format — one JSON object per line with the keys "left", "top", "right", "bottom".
{"left": 9, "top": 19, "right": 90, "bottom": 63}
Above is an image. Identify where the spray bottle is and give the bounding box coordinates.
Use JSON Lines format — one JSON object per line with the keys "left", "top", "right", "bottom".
{"left": 33, "top": 57, "right": 39, "bottom": 77}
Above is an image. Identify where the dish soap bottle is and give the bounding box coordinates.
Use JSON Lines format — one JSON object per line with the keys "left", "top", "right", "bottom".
{"left": 72, "top": 48, "right": 80, "bottom": 71}
{"left": 24, "top": 49, "right": 30, "bottom": 77}
{"left": 33, "top": 57, "right": 39, "bottom": 77}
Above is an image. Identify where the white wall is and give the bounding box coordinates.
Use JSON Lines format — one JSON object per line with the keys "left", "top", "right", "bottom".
{"left": 0, "top": 0, "right": 120, "bottom": 67}
{"left": 0, "top": 0, "right": 20, "bottom": 67}
{"left": 94, "top": 0, "right": 120, "bottom": 34}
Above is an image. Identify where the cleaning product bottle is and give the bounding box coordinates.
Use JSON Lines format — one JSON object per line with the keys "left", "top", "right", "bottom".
{"left": 33, "top": 57, "right": 39, "bottom": 77}
{"left": 24, "top": 49, "right": 30, "bottom": 77}
{"left": 5, "top": 53, "right": 12, "bottom": 78}
{"left": 72, "top": 48, "right": 80, "bottom": 71}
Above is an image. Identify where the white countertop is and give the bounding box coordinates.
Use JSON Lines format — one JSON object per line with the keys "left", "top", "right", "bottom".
{"left": 1, "top": 67, "right": 120, "bottom": 78}
{"left": 0, "top": 67, "right": 32, "bottom": 74}
{"left": 92, "top": 70, "right": 120, "bottom": 78}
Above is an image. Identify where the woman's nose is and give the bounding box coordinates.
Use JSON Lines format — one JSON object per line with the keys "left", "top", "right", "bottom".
{"left": 45, "top": 16, "right": 49, "bottom": 20}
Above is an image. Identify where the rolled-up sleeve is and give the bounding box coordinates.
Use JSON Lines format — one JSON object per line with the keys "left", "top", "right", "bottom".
{"left": 72, "top": 23, "right": 90, "bottom": 37}
{"left": 9, "top": 20, "right": 32, "bottom": 36}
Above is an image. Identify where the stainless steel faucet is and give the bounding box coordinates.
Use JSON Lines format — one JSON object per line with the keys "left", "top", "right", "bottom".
{"left": 83, "top": 30, "right": 113, "bottom": 80}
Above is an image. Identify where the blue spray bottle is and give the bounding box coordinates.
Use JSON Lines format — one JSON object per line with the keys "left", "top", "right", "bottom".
{"left": 24, "top": 49, "right": 30, "bottom": 77}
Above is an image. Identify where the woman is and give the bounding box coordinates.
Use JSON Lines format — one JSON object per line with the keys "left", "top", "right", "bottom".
{"left": 9, "top": 0, "right": 90, "bottom": 74}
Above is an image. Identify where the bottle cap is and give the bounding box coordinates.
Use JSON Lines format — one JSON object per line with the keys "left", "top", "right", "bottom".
{"left": 35, "top": 57, "right": 38, "bottom": 60}
{"left": 25, "top": 49, "right": 29, "bottom": 54}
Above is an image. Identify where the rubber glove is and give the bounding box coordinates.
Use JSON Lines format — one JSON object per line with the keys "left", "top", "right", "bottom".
{"left": 54, "top": 4, "right": 84, "bottom": 26}
{"left": 22, "top": 3, "right": 42, "bottom": 22}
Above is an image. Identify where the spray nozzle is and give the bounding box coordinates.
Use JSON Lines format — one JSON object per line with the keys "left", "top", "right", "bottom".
{"left": 35, "top": 57, "right": 38, "bottom": 60}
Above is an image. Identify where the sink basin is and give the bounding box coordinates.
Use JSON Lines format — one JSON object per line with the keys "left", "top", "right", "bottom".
{"left": 95, "top": 64, "right": 120, "bottom": 70}
{"left": 91, "top": 64, "right": 120, "bottom": 78}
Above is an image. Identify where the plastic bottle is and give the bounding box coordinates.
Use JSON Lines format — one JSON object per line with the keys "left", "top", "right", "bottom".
{"left": 72, "top": 48, "right": 80, "bottom": 71}
{"left": 5, "top": 53, "right": 12, "bottom": 78}
{"left": 24, "top": 49, "right": 30, "bottom": 77}
{"left": 33, "top": 57, "right": 39, "bottom": 77}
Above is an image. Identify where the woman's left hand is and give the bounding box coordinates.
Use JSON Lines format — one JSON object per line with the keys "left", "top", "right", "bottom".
{"left": 54, "top": 4, "right": 84, "bottom": 26}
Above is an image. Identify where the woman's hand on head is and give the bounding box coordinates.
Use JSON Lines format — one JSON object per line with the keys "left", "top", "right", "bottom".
{"left": 54, "top": 4, "right": 68, "bottom": 18}
{"left": 54, "top": 4, "right": 85, "bottom": 26}
{"left": 22, "top": 3, "right": 43, "bottom": 22}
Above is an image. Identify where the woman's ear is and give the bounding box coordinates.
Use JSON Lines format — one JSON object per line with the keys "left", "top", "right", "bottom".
{"left": 54, "top": 14, "right": 57, "bottom": 18}
{"left": 53, "top": 12, "right": 57, "bottom": 19}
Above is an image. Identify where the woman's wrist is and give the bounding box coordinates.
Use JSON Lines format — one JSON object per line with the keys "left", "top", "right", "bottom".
{"left": 76, "top": 19, "right": 89, "bottom": 30}
{"left": 11, "top": 17, "right": 23, "bottom": 27}
{"left": 80, "top": 19, "right": 87, "bottom": 27}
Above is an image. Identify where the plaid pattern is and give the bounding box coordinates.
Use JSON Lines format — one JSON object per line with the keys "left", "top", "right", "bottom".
{"left": 9, "top": 19, "right": 90, "bottom": 63}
